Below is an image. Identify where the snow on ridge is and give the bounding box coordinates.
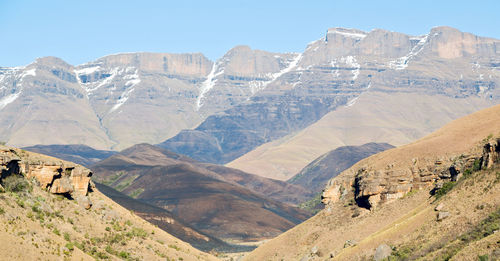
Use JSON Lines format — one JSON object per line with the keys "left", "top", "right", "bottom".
{"left": 249, "top": 52, "right": 303, "bottom": 94}
{"left": 0, "top": 91, "right": 22, "bottom": 110}
{"left": 196, "top": 62, "right": 224, "bottom": 110}
{"left": 389, "top": 34, "right": 429, "bottom": 70}
{"left": 74, "top": 65, "right": 101, "bottom": 75}
{"left": 328, "top": 29, "right": 367, "bottom": 39}
{"left": 19, "top": 68, "right": 36, "bottom": 82}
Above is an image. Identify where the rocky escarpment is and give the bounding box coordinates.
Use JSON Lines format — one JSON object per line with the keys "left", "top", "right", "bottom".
{"left": 0, "top": 145, "right": 93, "bottom": 208}
{"left": 168, "top": 26, "right": 499, "bottom": 168}
{"left": 322, "top": 138, "right": 500, "bottom": 210}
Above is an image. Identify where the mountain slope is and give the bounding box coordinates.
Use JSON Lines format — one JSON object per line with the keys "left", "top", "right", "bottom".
{"left": 0, "top": 145, "right": 216, "bottom": 260}
{"left": 23, "top": 144, "right": 116, "bottom": 167}
{"left": 288, "top": 143, "right": 394, "bottom": 193}
{"left": 227, "top": 26, "right": 500, "bottom": 180}
{"left": 94, "top": 182, "right": 240, "bottom": 252}
{"left": 245, "top": 104, "right": 500, "bottom": 260}
{"left": 0, "top": 48, "right": 296, "bottom": 151}
{"left": 3, "top": 26, "right": 497, "bottom": 157}
{"left": 91, "top": 144, "right": 311, "bottom": 241}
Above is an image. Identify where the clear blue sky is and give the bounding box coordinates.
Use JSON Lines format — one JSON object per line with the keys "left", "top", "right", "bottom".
{"left": 1, "top": 0, "right": 499, "bottom": 67}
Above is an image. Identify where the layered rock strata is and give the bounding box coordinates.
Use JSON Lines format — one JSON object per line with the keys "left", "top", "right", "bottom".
{"left": 0, "top": 145, "right": 93, "bottom": 206}
{"left": 322, "top": 138, "right": 500, "bottom": 209}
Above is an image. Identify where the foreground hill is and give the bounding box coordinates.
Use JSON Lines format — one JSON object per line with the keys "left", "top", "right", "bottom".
{"left": 91, "top": 144, "right": 311, "bottom": 241}
{"left": 0, "top": 145, "right": 216, "bottom": 260}
{"left": 23, "top": 144, "right": 116, "bottom": 167}
{"left": 288, "top": 143, "right": 394, "bottom": 194}
{"left": 245, "top": 104, "right": 500, "bottom": 260}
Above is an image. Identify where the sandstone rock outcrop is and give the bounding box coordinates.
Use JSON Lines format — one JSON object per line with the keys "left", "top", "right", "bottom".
{"left": 322, "top": 114, "right": 500, "bottom": 210}
{"left": 0, "top": 145, "right": 92, "bottom": 202}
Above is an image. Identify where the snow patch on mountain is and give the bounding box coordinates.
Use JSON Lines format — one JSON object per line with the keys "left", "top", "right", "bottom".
{"left": 328, "top": 28, "right": 367, "bottom": 39}
{"left": 0, "top": 91, "right": 21, "bottom": 110}
{"left": 74, "top": 66, "right": 101, "bottom": 75}
{"left": 196, "top": 62, "right": 224, "bottom": 110}
{"left": 346, "top": 96, "right": 359, "bottom": 107}
{"left": 109, "top": 85, "right": 137, "bottom": 113}
{"left": 249, "top": 52, "right": 303, "bottom": 94}
{"left": 20, "top": 68, "right": 36, "bottom": 80}
{"left": 75, "top": 66, "right": 140, "bottom": 95}
{"left": 389, "top": 34, "right": 429, "bottom": 70}
{"left": 340, "top": 56, "right": 360, "bottom": 80}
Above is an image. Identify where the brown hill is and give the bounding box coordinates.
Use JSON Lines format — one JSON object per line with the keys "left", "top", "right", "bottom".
{"left": 91, "top": 144, "right": 311, "bottom": 241}
{"left": 94, "top": 182, "right": 243, "bottom": 252}
{"left": 0, "top": 145, "right": 216, "bottom": 260}
{"left": 245, "top": 104, "right": 500, "bottom": 260}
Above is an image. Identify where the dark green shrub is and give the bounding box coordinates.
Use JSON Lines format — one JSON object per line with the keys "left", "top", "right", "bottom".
{"left": 65, "top": 242, "right": 74, "bottom": 251}
{"left": 2, "top": 175, "right": 31, "bottom": 193}
{"left": 118, "top": 251, "right": 130, "bottom": 259}
{"left": 63, "top": 232, "right": 70, "bottom": 241}
{"left": 478, "top": 255, "right": 489, "bottom": 261}
{"left": 473, "top": 159, "right": 482, "bottom": 172}
{"left": 434, "top": 181, "right": 456, "bottom": 200}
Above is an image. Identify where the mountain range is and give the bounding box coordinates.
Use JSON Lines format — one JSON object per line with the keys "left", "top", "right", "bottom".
{"left": 2, "top": 27, "right": 498, "bottom": 181}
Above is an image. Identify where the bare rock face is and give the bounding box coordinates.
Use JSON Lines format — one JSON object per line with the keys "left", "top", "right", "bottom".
{"left": 322, "top": 137, "right": 499, "bottom": 210}
{"left": 0, "top": 146, "right": 92, "bottom": 201}
{"left": 482, "top": 138, "right": 500, "bottom": 169}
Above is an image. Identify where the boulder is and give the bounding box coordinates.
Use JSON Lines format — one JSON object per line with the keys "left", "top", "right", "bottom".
{"left": 437, "top": 211, "right": 450, "bottom": 221}
{"left": 50, "top": 176, "right": 74, "bottom": 194}
{"left": 374, "top": 244, "right": 392, "bottom": 261}
{"left": 75, "top": 195, "right": 92, "bottom": 210}
{"left": 310, "top": 246, "right": 319, "bottom": 256}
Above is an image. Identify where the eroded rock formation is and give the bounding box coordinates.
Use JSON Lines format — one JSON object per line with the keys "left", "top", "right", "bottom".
{"left": 0, "top": 145, "right": 93, "bottom": 207}
{"left": 322, "top": 138, "right": 500, "bottom": 210}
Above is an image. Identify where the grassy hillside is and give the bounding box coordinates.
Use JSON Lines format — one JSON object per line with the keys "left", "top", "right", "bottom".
{"left": 0, "top": 147, "right": 217, "bottom": 261}
{"left": 245, "top": 104, "right": 500, "bottom": 260}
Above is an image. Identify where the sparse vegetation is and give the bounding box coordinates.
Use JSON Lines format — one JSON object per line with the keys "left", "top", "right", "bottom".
{"left": 478, "top": 254, "right": 489, "bottom": 261}
{"left": 298, "top": 192, "right": 323, "bottom": 214}
{"left": 129, "top": 188, "right": 144, "bottom": 199}
{"left": 434, "top": 181, "right": 456, "bottom": 200}
{"left": 2, "top": 174, "right": 32, "bottom": 193}
{"left": 114, "top": 175, "right": 138, "bottom": 192}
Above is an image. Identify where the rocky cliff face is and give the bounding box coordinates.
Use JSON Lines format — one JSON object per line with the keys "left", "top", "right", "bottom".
{"left": 161, "top": 26, "right": 500, "bottom": 166}
{"left": 0, "top": 145, "right": 93, "bottom": 207}
{"left": 1, "top": 26, "right": 499, "bottom": 155}
{"left": 321, "top": 103, "right": 500, "bottom": 210}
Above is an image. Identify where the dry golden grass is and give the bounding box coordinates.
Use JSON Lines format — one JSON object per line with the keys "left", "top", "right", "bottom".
{"left": 244, "top": 104, "right": 500, "bottom": 260}
{"left": 0, "top": 181, "right": 218, "bottom": 260}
